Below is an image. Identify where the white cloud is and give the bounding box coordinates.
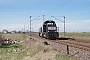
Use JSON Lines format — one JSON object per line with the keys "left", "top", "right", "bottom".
{"left": 0, "top": 24, "right": 40, "bottom": 32}
{"left": 80, "top": 20, "right": 90, "bottom": 23}
{"left": 67, "top": 22, "right": 90, "bottom": 32}
{"left": 0, "top": 24, "right": 24, "bottom": 32}
{"left": 57, "top": 20, "right": 90, "bottom": 32}
{"left": 32, "top": 20, "right": 90, "bottom": 32}
{"left": 0, "top": 20, "right": 90, "bottom": 32}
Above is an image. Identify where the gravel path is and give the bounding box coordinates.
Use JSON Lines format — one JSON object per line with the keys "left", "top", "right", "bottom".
{"left": 27, "top": 33, "right": 90, "bottom": 60}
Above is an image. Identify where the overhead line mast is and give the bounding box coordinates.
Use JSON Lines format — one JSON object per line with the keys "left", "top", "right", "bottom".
{"left": 43, "top": 15, "right": 44, "bottom": 23}
{"left": 30, "top": 16, "right": 32, "bottom": 36}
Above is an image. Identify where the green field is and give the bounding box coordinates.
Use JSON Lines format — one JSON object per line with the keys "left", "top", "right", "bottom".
{"left": 0, "top": 44, "right": 26, "bottom": 60}
{"left": 2, "top": 33, "right": 25, "bottom": 40}
{"left": 0, "top": 34, "right": 26, "bottom": 60}
{"left": 0, "top": 34, "right": 73, "bottom": 60}
{"left": 60, "top": 32, "right": 90, "bottom": 40}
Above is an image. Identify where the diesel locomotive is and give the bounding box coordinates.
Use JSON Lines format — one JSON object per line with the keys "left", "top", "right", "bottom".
{"left": 39, "top": 20, "right": 59, "bottom": 39}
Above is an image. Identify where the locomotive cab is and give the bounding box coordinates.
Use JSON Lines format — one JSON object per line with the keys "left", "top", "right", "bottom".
{"left": 39, "top": 20, "right": 59, "bottom": 39}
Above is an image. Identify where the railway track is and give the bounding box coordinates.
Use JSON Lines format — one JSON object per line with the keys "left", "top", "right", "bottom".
{"left": 26, "top": 33, "right": 90, "bottom": 52}
{"left": 51, "top": 40, "right": 90, "bottom": 52}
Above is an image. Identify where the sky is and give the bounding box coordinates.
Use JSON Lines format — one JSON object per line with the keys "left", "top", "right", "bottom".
{"left": 0, "top": 0, "right": 90, "bottom": 32}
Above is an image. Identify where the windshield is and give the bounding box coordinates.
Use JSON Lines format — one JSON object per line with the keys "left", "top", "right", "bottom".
{"left": 48, "top": 27, "right": 56, "bottom": 30}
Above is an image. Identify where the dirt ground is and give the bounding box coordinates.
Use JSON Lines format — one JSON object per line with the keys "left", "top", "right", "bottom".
{"left": 23, "top": 35, "right": 72, "bottom": 60}
{"left": 23, "top": 37, "right": 58, "bottom": 60}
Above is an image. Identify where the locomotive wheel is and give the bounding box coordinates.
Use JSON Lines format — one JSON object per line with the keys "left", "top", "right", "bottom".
{"left": 39, "top": 33, "right": 40, "bottom": 37}
{"left": 43, "top": 34, "right": 46, "bottom": 38}
{"left": 42, "top": 34, "right": 44, "bottom": 38}
{"left": 40, "top": 33, "right": 42, "bottom": 37}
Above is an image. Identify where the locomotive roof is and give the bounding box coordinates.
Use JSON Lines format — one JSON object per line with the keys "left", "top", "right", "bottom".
{"left": 44, "top": 20, "right": 55, "bottom": 24}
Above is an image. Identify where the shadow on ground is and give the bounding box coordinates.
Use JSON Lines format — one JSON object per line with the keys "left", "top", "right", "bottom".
{"left": 57, "top": 37, "right": 75, "bottom": 40}
{"left": 0, "top": 43, "right": 22, "bottom": 48}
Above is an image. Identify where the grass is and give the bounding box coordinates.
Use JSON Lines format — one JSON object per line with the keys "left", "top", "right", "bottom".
{"left": 60, "top": 32, "right": 90, "bottom": 37}
{"left": 0, "top": 43, "right": 25, "bottom": 48}
{"left": 0, "top": 33, "right": 40, "bottom": 60}
{"left": 60, "top": 32, "right": 90, "bottom": 40}
{"left": 67, "top": 32, "right": 90, "bottom": 37}
{"left": 0, "top": 43, "right": 26, "bottom": 60}
{"left": 56, "top": 53, "right": 72, "bottom": 60}
{"left": 0, "top": 33, "right": 27, "bottom": 60}
{"left": 0, "top": 33, "right": 74, "bottom": 60}
{"left": 27, "top": 44, "right": 43, "bottom": 57}
{"left": 0, "top": 41, "right": 36, "bottom": 60}
{"left": 2, "top": 33, "right": 25, "bottom": 40}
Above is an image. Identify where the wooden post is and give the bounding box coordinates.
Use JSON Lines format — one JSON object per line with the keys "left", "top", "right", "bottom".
{"left": 67, "top": 45, "right": 69, "bottom": 54}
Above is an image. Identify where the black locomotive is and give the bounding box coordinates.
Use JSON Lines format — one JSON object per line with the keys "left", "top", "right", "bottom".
{"left": 39, "top": 20, "right": 59, "bottom": 39}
